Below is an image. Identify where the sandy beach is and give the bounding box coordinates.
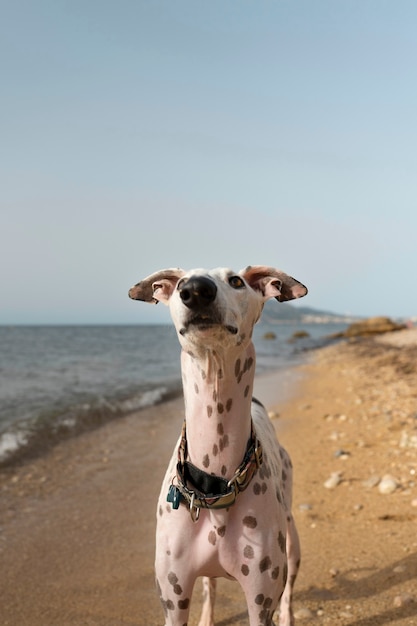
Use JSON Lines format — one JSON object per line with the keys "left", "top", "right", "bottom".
{"left": 1, "top": 329, "right": 417, "bottom": 626}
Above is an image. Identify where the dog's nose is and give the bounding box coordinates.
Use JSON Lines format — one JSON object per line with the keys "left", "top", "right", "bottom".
{"left": 179, "top": 277, "right": 217, "bottom": 309}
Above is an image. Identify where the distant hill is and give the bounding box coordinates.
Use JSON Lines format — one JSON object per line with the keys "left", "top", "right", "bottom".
{"left": 261, "top": 300, "right": 359, "bottom": 324}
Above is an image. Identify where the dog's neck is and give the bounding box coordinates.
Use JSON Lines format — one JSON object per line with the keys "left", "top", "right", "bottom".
{"left": 180, "top": 342, "right": 256, "bottom": 480}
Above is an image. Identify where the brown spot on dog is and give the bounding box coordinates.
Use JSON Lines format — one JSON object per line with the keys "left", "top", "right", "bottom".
{"left": 168, "top": 572, "right": 178, "bottom": 585}
{"left": 259, "top": 608, "right": 271, "bottom": 622}
{"left": 194, "top": 382, "right": 199, "bottom": 394}
{"left": 217, "top": 423, "right": 224, "bottom": 435}
{"left": 208, "top": 530, "right": 216, "bottom": 545}
{"left": 243, "top": 545, "right": 254, "bottom": 559}
{"left": 160, "top": 599, "right": 168, "bottom": 616}
{"left": 241, "top": 564, "right": 249, "bottom": 576}
{"left": 219, "top": 435, "right": 229, "bottom": 452}
{"left": 255, "top": 593, "right": 264, "bottom": 605}
{"left": 253, "top": 482, "right": 261, "bottom": 495}
{"left": 218, "top": 368, "right": 223, "bottom": 379}
{"left": 283, "top": 562, "right": 288, "bottom": 586}
{"left": 173, "top": 583, "right": 182, "bottom": 595}
{"left": 242, "top": 515, "right": 258, "bottom": 528}
{"left": 259, "top": 556, "right": 272, "bottom": 573}
{"left": 244, "top": 385, "right": 250, "bottom": 397}
{"left": 235, "top": 358, "right": 241, "bottom": 377}
{"left": 226, "top": 398, "right": 233, "bottom": 412}
{"left": 166, "top": 599, "right": 175, "bottom": 610}
{"left": 178, "top": 598, "right": 190, "bottom": 610}
{"left": 217, "top": 525, "right": 226, "bottom": 537}
{"left": 213, "top": 443, "right": 218, "bottom": 456}
{"left": 278, "top": 530, "right": 286, "bottom": 553}
{"left": 221, "top": 465, "right": 227, "bottom": 476}
{"left": 207, "top": 405, "right": 213, "bottom": 417}
{"left": 203, "top": 454, "right": 210, "bottom": 468}
{"left": 271, "top": 566, "right": 280, "bottom": 580}
{"left": 217, "top": 402, "right": 224, "bottom": 414}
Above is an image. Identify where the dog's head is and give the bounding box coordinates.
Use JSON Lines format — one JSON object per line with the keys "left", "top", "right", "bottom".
{"left": 129, "top": 266, "right": 307, "bottom": 352}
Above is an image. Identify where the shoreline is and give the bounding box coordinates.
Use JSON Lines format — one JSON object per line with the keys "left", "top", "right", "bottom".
{"left": 0, "top": 350, "right": 309, "bottom": 471}
{"left": 1, "top": 329, "right": 417, "bottom": 625}
{"left": 0, "top": 320, "right": 344, "bottom": 470}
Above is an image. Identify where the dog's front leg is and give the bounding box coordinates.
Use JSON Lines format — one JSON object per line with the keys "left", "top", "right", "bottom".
{"left": 155, "top": 552, "right": 195, "bottom": 626}
{"left": 197, "top": 576, "right": 216, "bottom": 626}
{"left": 155, "top": 499, "right": 197, "bottom": 626}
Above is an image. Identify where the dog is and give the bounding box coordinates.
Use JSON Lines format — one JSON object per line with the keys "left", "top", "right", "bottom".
{"left": 129, "top": 265, "right": 308, "bottom": 626}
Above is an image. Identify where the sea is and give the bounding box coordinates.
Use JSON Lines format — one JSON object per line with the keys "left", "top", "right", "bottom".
{"left": 0, "top": 322, "right": 347, "bottom": 467}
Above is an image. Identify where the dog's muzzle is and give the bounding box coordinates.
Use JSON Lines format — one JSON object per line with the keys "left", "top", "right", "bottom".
{"left": 177, "top": 276, "right": 238, "bottom": 336}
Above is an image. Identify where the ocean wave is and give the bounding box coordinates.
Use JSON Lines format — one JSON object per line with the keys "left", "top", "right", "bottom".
{"left": 0, "top": 384, "right": 182, "bottom": 468}
{"left": 0, "top": 323, "right": 346, "bottom": 469}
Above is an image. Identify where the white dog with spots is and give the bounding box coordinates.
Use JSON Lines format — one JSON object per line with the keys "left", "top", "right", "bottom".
{"left": 129, "top": 266, "right": 308, "bottom": 626}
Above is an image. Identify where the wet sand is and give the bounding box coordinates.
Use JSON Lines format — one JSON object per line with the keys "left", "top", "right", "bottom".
{"left": 1, "top": 329, "right": 416, "bottom": 625}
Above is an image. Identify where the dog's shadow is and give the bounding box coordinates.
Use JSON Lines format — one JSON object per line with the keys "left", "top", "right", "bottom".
{"left": 217, "top": 613, "right": 248, "bottom": 626}
{"left": 211, "top": 552, "right": 417, "bottom": 625}
{"left": 295, "top": 551, "right": 417, "bottom": 626}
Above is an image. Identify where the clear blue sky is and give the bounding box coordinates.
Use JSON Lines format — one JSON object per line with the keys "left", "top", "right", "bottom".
{"left": 1, "top": 1, "right": 416, "bottom": 324}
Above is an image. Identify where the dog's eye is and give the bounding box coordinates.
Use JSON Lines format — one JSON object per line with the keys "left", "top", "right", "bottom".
{"left": 229, "top": 276, "right": 245, "bottom": 289}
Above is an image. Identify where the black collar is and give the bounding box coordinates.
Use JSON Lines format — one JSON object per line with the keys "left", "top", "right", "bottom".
{"left": 167, "top": 420, "right": 263, "bottom": 522}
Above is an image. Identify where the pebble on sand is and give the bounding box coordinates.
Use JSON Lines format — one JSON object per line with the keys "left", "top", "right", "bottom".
{"left": 293, "top": 607, "right": 315, "bottom": 620}
{"left": 324, "top": 472, "right": 343, "bottom": 489}
{"left": 393, "top": 593, "right": 414, "bottom": 608}
{"left": 378, "top": 474, "right": 398, "bottom": 494}
{"left": 298, "top": 503, "right": 313, "bottom": 511}
{"left": 268, "top": 411, "right": 280, "bottom": 419}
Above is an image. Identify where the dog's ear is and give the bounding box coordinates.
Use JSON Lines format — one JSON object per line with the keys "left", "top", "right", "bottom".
{"left": 128, "top": 268, "right": 185, "bottom": 305}
{"left": 240, "top": 265, "right": 308, "bottom": 302}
